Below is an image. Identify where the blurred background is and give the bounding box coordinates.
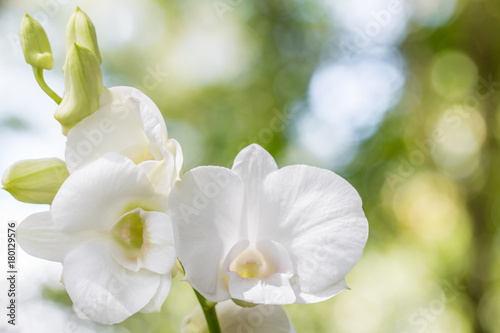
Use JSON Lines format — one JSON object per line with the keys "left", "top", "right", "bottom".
{"left": 0, "top": 0, "right": 499, "bottom": 332}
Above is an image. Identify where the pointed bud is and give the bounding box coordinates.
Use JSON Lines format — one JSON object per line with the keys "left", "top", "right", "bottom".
{"left": 54, "top": 43, "right": 103, "bottom": 135}
{"left": 66, "top": 7, "right": 101, "bottom": 64}
{"left": 19, "top": 14, "right": 53, "bottom": 70}
{"left": 2, "top": 158, "right": 69, "bottom": 204}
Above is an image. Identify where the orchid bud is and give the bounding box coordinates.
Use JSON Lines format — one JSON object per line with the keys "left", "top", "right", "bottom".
{"left": 19, "top": 14, "right": 53, "bottom": 70}
{"left": 2, "top": 158, "right": 69, "bottom": 204}
{"left": 54, "top": 43, "right": 103, "bottom": 135}
{"left": 66, "top": 7, "right": 101, "bottom": 63}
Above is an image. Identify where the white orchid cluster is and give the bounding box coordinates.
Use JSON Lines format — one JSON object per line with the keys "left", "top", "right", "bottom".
{"left": 3, "top": 8, "right": 369, "bottom": 332}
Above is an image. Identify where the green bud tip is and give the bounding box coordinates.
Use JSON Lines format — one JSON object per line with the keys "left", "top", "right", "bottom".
{"left": 2, "top": 158, "right": 69, "bottom": 204}
{"left": 66, "top": 7, "right": 102, "bottom": 64}
{"left": 19, "top": 14, "right": 54, "bottom": 70}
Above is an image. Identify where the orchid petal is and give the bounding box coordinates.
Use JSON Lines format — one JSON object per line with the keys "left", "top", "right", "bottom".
{"left": 63, "top": 240, "right": 160, "bottom": 324}
{"left": 139, "top": 210, "right": 176, "bottom": 274}
{"left": 16, "top": 212, "right": 90, "bottom": 262}
{"left": 140, "top": 273, "right": 172, "bottom": 313}
{"left": 231, "top": 144, "right": 278, "bottom": 185}
{"left": 231, "top": 144, "right": 278, "bottom": 237}
{"left": 66, "top": 87, "right": 150, "bottom": 172}
{"left": 260, "top": 165, "right": 368, "bottom": 302}
{"left": 51, "top": 154, "right": 160, "bottom": 233}
{"left": 168, "top": 166, "right": 245, "bottom": 302}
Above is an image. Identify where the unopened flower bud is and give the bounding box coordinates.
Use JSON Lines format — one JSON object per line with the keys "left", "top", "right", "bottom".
{"left": 54, "top": 43, "right": 103, "bottom": 135}
{"left": 2, "top": 158, "right": 69, "bottom": 204}
{"left": 66, "top": 7, "right": 101, "bottom": 64}
{"left": 19, "top": 14, "right": 53, "bottom": 70}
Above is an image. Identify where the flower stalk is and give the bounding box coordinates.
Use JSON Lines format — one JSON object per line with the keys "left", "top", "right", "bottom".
{"left": 33, "top": 67, "right": 62, "bottom": 104}
{"left": 194, "top": 289, "right": 221, "bottom": 333}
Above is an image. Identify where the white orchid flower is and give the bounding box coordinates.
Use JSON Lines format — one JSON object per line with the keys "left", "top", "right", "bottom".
{"left": 65, "top": 86, "right": 183, "bottom": 195}
{"left": 168, "top": 144, "right": 368, "bottom": 305}
{"left": 17, "top": 154, "right": 176, "bottom": 324}
{"left": 181, "top": 301, "right": 296, "bottom": 333}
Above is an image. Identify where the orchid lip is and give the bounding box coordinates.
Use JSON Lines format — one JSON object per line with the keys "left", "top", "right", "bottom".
{"left": 229, "top": 246, "right": 278, "bottom": 279}
{"left": 111, "top": 210, "right": 144, "bottom": 255}
{"left": 222, "top": 239, "right": 295, "bottom": 280}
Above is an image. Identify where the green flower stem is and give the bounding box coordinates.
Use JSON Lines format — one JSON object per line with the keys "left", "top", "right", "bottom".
{"left": 194, "top": 289, "right": 221, "bottom": 333}
{"left": 32, "top": 67, "right": 62, "bottom": 104}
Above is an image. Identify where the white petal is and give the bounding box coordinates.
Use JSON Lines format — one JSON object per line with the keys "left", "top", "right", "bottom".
{"left": 66, "top": 87, "right": 151, "bottom": 173}
{"left": 139, "top": 159, "right": 175, "bottom": 203}
{"left": 110, "top": 86, "right": 171, "bottom": 164}
{"left": 157, "top": 138, "right": 183, "bottom": 191}
{"left": 139, "top": 210, "right": 176, "bottom": 274}
{"left": 16, "top": 212, "right": 91, "bottom": 262}
{"left": 134, "top": 87, "right": 168, "bottom": 153}
{"left": 126, "top": 87, "right": 183, "bottom": 183}
{"left": 72, "top": 303, "right": 91, "bottom": 321}
{"left": 231, "top": 144, "right": 278, "bottom": 239}
{"left": 181, "top": 301, "right": 296, "bottom": 333}
{"left": 142, "top": 140, "right": 182, "bottom": 198}
{"left": 168, "top": 138, "right": 184, "bottom": 179}
{"left": 226, "top": 273, "right": 296, "bottom": 305}
{"left": 260, "top": 165, "right": 369, "bottom": 303}
{"left": 257, "top": 240, "right": 295, "bottom": 278}
{"left": 140, "top": 273, "right": 172, "bottom": 313}
{"left": 103, "top": 87, "right": 168, "bottom": 146}
{"left": 168, "top": 166, "right": 245, "bottom": 302}
{"left": 297, "top": 279, "right": 349, "bottom": 303}
{"left": 63, "top": 240, "right": 160, "bottom": 324}
{"left": 231, "top": 144, "right": 278, "bottom": 184}
{"left": 52, "top": 154, "right": 160, "bottom": 233}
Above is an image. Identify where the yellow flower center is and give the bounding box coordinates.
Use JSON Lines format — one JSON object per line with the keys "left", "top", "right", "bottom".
{"left": 111, "top": 212, "right": 144, "bottom": 256}
{"left": 229, "top": 248, "right": 277, "bottom": 279}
